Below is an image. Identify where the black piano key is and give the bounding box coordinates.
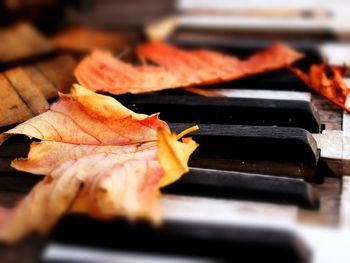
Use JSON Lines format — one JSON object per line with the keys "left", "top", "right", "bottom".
{"left": 169, "top": 31, "right": 327, "bottom": 66}
{"left": 202, "top": 69, "right": 311, "bottom": 92}
{"left": 163, "top": 167, "right": 319, "bottom": 208}
{"left": 170, "top": 123, "right": 319, "bottom": 179}
{"left": 128, "top": 95, "right": 321, "bottom": 133}
{"left": 0, "top": 123, "right": 319, "bottom": 178}
{"left": 51, "top": 216, "right": 311, "bottom": 263}
{"left": 170, "top": 123, "right": 318, "bottom": 163}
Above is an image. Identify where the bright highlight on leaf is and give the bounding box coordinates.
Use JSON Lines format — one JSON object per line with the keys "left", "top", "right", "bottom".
{"left": 0, "top": 84, "right": 198, "bottom": 243}
{"left": 74, "top": 41, "right": 303, "bottom": 95}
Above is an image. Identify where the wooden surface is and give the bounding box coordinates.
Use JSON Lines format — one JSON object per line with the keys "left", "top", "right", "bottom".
{"left": 21, "top": 66, "right": 58, "bottom": 99}
{"left": 4, "top": 67, "right": 49, "bottom": 115}
{"left": 35, "top": 55, "right": 77, "bottom": 94}
{"left": 0, "top": 23, "right": 54, "bottom": 66}
{"left": 0, "top": 74, "right": 33, "bottom": 126}
{"left": 0, "top": 22, "right": 77, "bottom": 128}
{"left": 0, "top": 55, "right": 76, "bottom": 127}
{"left": 311, "top": 95, "right": 342, "bottom": 131}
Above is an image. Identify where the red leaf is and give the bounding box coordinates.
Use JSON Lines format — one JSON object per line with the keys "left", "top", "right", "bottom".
{"left": 74, "top": 41, "right": 303, "bottom": 94}
{"left": 291, "top": 65, "right": 350, "bottom": 112}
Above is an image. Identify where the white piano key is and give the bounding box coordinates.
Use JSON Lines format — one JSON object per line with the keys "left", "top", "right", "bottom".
{"left": 312, "top": 131, "right": 343, "bottom": 159}
{"left": 162, "top": 194, "right": 298, "bottom": 229}
{"left": 177, "top": 0, "right": 328, "bottom": 11}
{"left": 177, "top": 1, "right": 350, "bottom": 36}
{"left": 180, "top": 15, "right": 327, "bottom": 32}
{"left": 209, "top": 89, "right": 311, "bottom": 101}
{"left": 296, "top": 226, "right": 350, "bottom": 263}
{"left": 42, "top": 243, "right": 215, "bottom": 263}
{"left": 319, "top": 43, "right": 350, "bottom": 66}
{"left": 342, "top": 82, "right": 350, "bottom": 133}
{"left": 340, "top": 176, "right": 350, "bottom": 228}
{"left": 343, "top": 112, "right": 350, "bottom": 134}
{"left": 43, "top": 195, "right": 350, "bottom": 263}
{"left": 313, "top": 90, "right": 350, "bottom": 160}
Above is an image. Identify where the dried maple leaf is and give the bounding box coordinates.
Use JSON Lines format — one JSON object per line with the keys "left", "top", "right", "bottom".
{"left": 0, "top": 84, "right": 198, "bottom": 243}
{"left": 74, "top": 41, "right": 303, "bottom": 95}
{"left": 291, "top": 65, "right": 350, "bottom": 112}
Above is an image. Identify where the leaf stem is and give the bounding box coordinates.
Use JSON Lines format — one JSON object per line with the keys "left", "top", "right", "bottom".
{"left": 176, "top": 125, "right": 199, "bottom": 140}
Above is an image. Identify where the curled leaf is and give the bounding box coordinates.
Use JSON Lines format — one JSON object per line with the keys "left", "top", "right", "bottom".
{"left": 291, "top": 65, "right": 350, "bottom": 112}
{"left": 74, "top": 41, "right": 303, "bottom": 95}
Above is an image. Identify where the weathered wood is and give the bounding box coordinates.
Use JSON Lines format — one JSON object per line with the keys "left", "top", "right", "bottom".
{"left": 4, "top": 67, "right": 49, "bottom": 115}
{"left": 14, "top": 22, "right": 53, "bottom": 54}
{"left": 0, "top": 74, "right": 32, "bottom": 127}
{"left": 311, "top": 95, "right": 342, "bottom": 131}
{"left": 22, "top": 66, "right": 58, "bottom": 99}
{"left": 0, "top": 23, "right": 54, "bottom": 66}
{"left": 35, "top": 55, "right": 76, "bottom": 93}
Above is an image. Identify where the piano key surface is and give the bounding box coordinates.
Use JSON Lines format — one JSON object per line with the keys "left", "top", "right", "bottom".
{"left": 128, "top": 95, "right": 321, "bottom": 132}
{"left": 163, "top": 167, "right": 319, "bottom": 208}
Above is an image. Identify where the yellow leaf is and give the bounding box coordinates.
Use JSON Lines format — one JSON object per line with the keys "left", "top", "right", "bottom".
{"left": 157, "top": 128, "right": 199, "bottom": 187}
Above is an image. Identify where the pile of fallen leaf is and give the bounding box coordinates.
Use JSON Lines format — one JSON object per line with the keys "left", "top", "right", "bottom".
{"left": 1, "top": 41, "right": 349, "bottom": 243}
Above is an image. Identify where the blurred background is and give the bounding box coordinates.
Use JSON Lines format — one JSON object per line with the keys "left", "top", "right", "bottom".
{"left": 1, "top": 0, "right": 350, "bottom": 64}
{"left": 1, "top": 0, "right": 350, "bottom": 37}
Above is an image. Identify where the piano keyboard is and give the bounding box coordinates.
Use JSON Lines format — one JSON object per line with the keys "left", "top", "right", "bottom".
{"left": 41, "top": 49, "right": 349, "bottom": 263}
{"left": 0, "top": 17, "right": 350, "bottom": 263}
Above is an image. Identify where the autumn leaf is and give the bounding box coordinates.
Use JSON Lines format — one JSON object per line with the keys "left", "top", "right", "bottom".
{"left": 74, "top": 41, "right": 303, "bottom": 95}
{"left": 0, "top": 84, "right": 198, "bottom": 243}
{"left": 291, "top": 65, "right": 350, "bottom": 112}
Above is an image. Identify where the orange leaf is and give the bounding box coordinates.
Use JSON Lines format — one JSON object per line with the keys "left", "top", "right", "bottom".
{"left": 291, "top": 65, "right": 350, "bottom": 112}
{"left": 0, "top": 84, "right": 198, "bottom": 243}
{"left": 74, "top": 41, "right": 303, "bottom": 95}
